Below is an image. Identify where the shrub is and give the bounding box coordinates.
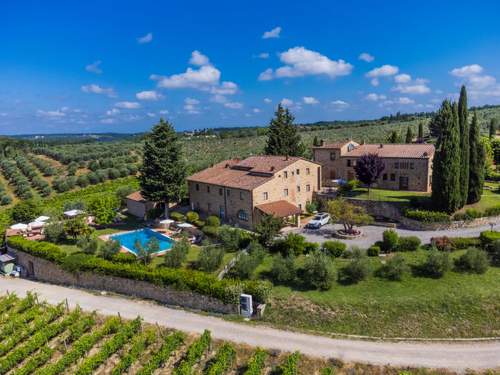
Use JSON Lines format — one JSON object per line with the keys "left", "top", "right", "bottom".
{"left": 398, "top": 236, "right": 421, "bottom": 251}
{"left": 7, "top": 236, "right": 67, "bottom": 263}
{"left": 270, "top": 254, "right": 296, "bottom": 284}
{"left": 337, "top": 179, "right": 358, "bottom": 195}
{"left": 112, "top": 253, "right": 137, "bottom": 264}
{"left": 302, "top": 251, "right": 336, "bottom": 290}
{"left": 490, "top": 240, "right": 500, "bottom": 266}
{"left": 0, "top": 196, "right": 12, "bottom": 205}
{"left": 321, "top": 240, "right": 346, "bottom": 258}
{"left": 479, "top": 231, "right": 500, "bottom": 249}
{"left": 205, "top": 215, "right": 221, "bottom": 227}
{"left": 304, "top": 242, "right": 320, "bottom": 254}
{"left": 11, "top": 199, "right": 42, "bottom": 223}
{"left": 404, "top": 209, "right": 450, "bottom": 223}
{"left": 163, "top": 237, "right": 189, "bottom": 268}
{"left": 202, "top": 225, "right": 219, "bottom": 237}
{"left": 229, "top": 244, "right": 265, "bottom": 280}
{"left": 450, "top": 237, "right": 481, "bottom": 249}
{"left": 88, "top": 195, "right": 119, "bottom": 225}
{"left": 186, "top": 211, "right": 199, "bottom": 224}
{"left": 453, "top": 209, "right": 482, "bottom": 221}
{"left": 272, "top": 233, "right": 307, "bottom": 256}
{"left": 77, "top": 236, "right": 101, "bottom": 255}
{"left": 484, "top": 205, "right": 500, "bottom": 217}
{"left": 218, "top": 225, "right": 243, "bottom": 251}
{"left": 197, "top": 246, "right": 225, "bottom": 272}
{"left": 101, "top": 239, "right": 121, "bottom": 260}
{"left": 339, "top": 253, "right": 371, "bottom": 284}
{"left": 377, "top": 254, "right": 408, "bottom": 281}
{"left": 170, "top": 212, "right": 185, "bottom": 222}
{"left": 305, "top": 201, "right": 318, "bottom": 215}
{"left": 454, "top": 248, "right": 489, "bottom": 274}
{"left": 367, "top": 245, "right": 380, "bottom": 257}
{"left": 43, "top": 222, "right": 66, "bottom": 244}
{"left": 430, "top": 236, "right": 455, "bottom": 252}
{"left": 420, "top": 250, "right": 451, "bottom": 278}
{"left": 382, "top": 229, "right": 399, "bottom": 253}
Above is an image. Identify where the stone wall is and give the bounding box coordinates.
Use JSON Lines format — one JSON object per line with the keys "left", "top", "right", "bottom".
{"left": 10, "top": 248, "right": 238, "bottom": 315}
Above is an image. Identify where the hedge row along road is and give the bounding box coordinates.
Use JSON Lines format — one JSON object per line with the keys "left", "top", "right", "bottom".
{"left": 1, "top": 278, "right": 499, "bottom": 372}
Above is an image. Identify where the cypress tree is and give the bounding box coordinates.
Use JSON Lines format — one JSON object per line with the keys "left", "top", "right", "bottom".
{"left": 458, "top": 85, "right": 469, "bottom": 207}
{"left": 418, "top": 122, "right": 424, "bottom": 142}
{"left": 313, "top": 135, "right": 321, "bottom": 147}
{"left": 405, "top": 126, "right": 413, "bottom": 143}
{"left": 387, "top": 130, "right": 401, "bottom": 144}
{"left": 468, "top": 112, "right": 486, "bottom": 204}
{"left": 139, "top": 118, "right": 187, "bottom": 218}
{"left": 264, "top": 104, "right": 305, "bottom": 156}
{"left": 489, "top": 118, "right": 498, "bottom": 139}
{"left": 431, "top": 100, "right": 461, "bottom": 213}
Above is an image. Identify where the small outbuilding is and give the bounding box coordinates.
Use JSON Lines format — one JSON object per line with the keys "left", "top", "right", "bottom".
{"left": 126, "top": 191, "right": 156, "bottom": 219}
{"left": 0, "top": 254, "right": 15, "bottom": 275}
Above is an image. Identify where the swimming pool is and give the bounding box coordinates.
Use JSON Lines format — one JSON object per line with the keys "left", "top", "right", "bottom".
{"left": 110, "top": 228, "right": 174, "bottom": 256}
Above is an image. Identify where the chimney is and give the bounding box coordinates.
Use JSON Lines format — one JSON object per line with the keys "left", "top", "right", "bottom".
{"left": 225, "top": 163, "right": 230, "bottom": 168}
{"left": 285, "top": 155, "right": 289, "bottom": 161}
{"left": 320, "top": 139, "right": 325, "bottom": 146}
{"left": 270, "top": 166, "right": 275, "bottom": 171}
{"left": 379, "top": 144, "right": 383, "bottom": 148}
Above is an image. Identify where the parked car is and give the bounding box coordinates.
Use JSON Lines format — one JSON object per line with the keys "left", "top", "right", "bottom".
{"left": 305, "top": 213, "right": 331, "bottom": 229}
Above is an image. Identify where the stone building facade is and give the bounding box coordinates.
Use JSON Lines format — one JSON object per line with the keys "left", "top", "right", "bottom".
{"left": 313, "top": 140, "right": 435, "bottom": 192}
{"left": 187, "top": 156, "right": 321, "bottom": 229}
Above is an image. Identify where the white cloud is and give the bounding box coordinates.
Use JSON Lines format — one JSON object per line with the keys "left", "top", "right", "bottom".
{"left": 398, "top": 97, "right": 414, "bottom": 104}
{"left": 184, "top": 97, "right": 201, "bottom": 114}
{"left": 366, "top": 64, "right": 399, "bottom": 78}
{"left": 394, "top": 73, "right": 411, "bottom": 83}
{"left": 151, "top": 65, "right": 221, "bottom": 89}
{"left": 115, "top": 101, "right": 141, "bottom": 109}
{"left": 224, "top": 102, "right": 243, "bottom": 109}
{"left": 100, "top": 118, "right": 115, "bottom": 124}
{"left": 264, "top": 98, "right": 272, "bottom": 103}
{"left": 252, "top": 108, "right": 261, "bottom": 113}
{"left": 159, "top": 109, "right": 169, "bottom": 115}
{"left": 146, "top": 112, "right": 156, "bottom": 118}
{"left": 303, "top": 96, "right": 319, "bottom": 104}
{"left": 106, "top": 108, "right": 120, "bottom": 116}
{"left": 36, "top": 109, "right": 66, "bottom": 118}
{"left": 210, "top": 81, "right": 238, "bottom": 95}
{"left": 136, "top": 90, "right": 163, "bottom": 101}
{"left": 81, "top": 84, "right": 116, "bottom": 97}
{"left": 468, "top": 75, "right": 496, "bottom": 89}
{"left": 331, "top": 100, "right": 349, "bottom": 110}
{"left": 280, "top": 98, "right": 294, "bottom": 107}
{"left": 450, "top": 64, "right": 483, "bottom": 78}
{"left": 137, "top": 32, "right": 153, "bottom": 44}
{"left": 85, "top": 60, "right": 102, "bottom": 74}
{"left": 189, "top": 50, "right": 210, "bottom": 66}
{"left": 262, "top": 26, "right": 281, "bottom": 39}
{"left": 358, "top": 52, "right": 374, "bottom": 62}
{"left": 258, "top": 68, "right": 273, "bottom": 81}
{"left": 258, "top": 52, "right": 270, "bottom": 59}
{"left": 365, "top": 93, "right": 387, "bottom": 101}
{"left": 393, "top": 83, "right": 430, "bottom": 94}
{"left": 262, "top": 46, "right": 352, "bottom": 80}
{"left": 370, "top": 78, "right": 380, "bottom": 86}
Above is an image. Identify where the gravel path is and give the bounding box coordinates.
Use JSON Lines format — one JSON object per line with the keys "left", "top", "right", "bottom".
{"left": 1, "top": 278, "right": 499, "bottom": 372}
{"left": 293, "top": 220, "right": 499, "bottom": 248}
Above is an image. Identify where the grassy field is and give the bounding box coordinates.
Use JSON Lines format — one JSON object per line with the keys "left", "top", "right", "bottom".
{"left": 254, "top": 250, "right": 500, "bottom": 339}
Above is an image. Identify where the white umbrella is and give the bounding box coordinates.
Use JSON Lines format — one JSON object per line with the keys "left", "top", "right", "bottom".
{"left": 177, "top": 222, "right": 194, "bottom": 228}
{"left": 64, "top": 209, "right": 84, "bottom": 217}
{"left": 29, "top": 221, "right": 45, "bottom": 229}
{"left": 10, "top": 223, "right": 28, "bottom": 230}
{"left": 34, "top": 216, "right": 50, "bottom": 222}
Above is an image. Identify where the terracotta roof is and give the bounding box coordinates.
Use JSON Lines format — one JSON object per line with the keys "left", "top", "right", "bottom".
{"left": 187, "top": 156, "right": 318, "bottom": 190}
{"left": 256, "top": 200, "right": 301, "bottom": 217}
{"left": 346, "top": 144, "right": 435, "bottom": 158}
{"left": 126, "top": 191, "right": 147, "bottom": 202}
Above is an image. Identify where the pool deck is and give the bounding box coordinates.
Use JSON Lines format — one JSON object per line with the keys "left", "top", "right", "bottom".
{"left": 99, "top": 227, "right": 175, "bottom": 257}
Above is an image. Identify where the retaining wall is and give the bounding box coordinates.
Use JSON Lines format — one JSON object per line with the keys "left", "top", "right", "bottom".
{"left": 9, "top": 248, "right": 239, "bottom": 315}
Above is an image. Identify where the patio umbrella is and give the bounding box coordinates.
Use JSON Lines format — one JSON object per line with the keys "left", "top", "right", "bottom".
{"left": 177, "top": 222, "right": 194, "bottom": 228}
{"left": 28, "top": 221, "right": 45, "bottom": 229}
{"left": 34, "top": 216, "right": 50, "bottom": 222}
{"left": 10, "top": 223, "right": 28, "bottom": 230}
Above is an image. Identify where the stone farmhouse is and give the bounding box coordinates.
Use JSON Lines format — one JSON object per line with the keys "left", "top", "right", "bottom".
{"left": 313, "top": 140, "right": 435, "bottom": 192}
{"left": 187, "top": 156, "right": 321, "bottom": 229}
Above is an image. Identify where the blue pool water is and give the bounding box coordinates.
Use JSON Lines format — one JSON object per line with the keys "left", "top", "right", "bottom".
{"left": 110, "top": 228, "right": 174, "bottom": 255}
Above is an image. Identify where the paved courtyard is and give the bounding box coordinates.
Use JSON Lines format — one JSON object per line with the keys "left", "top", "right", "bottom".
{"left": 291, "top": 221, "right": 500, "bottom": 248}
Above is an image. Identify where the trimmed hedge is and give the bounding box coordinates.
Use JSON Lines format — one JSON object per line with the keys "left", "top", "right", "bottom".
{"left": 7, "top": 236, "right": 271, "bottom": 304}
{"left": 404, "top": 209, "right": 450, "bottom": 223}
{"left": 479, "top": 231, "right": 500, "bottom": 249}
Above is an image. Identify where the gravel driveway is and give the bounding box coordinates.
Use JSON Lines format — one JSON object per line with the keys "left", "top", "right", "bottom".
{"left": 1, "top": 278, "right": 500, "bottom": 372}
{"left": 292, "top": 221, "right": 499, "bottom": 248}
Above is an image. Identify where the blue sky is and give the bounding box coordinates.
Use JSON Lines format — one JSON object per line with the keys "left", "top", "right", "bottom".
{"left": 1, "top": 0, "right": 500, "bottom": 134}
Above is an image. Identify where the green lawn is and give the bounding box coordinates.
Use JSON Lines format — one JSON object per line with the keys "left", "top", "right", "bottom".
{"left": 258, "top": 250, "right": 500, "bottom": 338}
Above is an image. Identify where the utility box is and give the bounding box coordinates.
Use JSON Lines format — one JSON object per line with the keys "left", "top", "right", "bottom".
{"left": 239, "top": 294, "right": 253, "bottom": 318}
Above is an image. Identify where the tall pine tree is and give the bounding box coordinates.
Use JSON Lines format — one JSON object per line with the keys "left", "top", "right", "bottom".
{"left": 264, "top": 104, "right": 305, "bottom": 156}
{"left": 458, "top": 85, "right": 469, "bottom": 207}
{"left": 139, "top": 119, "right": 187, "bottom": 218}
{"left": 468, "top": 112, "right": 486, "bottom": 204}
{"left": 405, "top": 126, "right": 413, "bottom": 143}
{"left": 417, "top": 122, "right": 424, "bottom": 142}
{"left": 431, "top": 100, "right": 461, "bottom": 213}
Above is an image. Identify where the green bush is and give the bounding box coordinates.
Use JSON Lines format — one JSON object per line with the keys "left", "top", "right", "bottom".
{"left": 450, "top": 237, "right": 481, "bottom": 249}
{"left": 338, "top": 179, "right": 358, "bottom": 195}
{"left": 43, "top": 222, "right": 66, "bottom": 244}
{"left": 170, "top": 211, "right": 185, "bottom": 222}
{"left": 270, "top": 254, "right": 296, "bottom": 284}
{"left": 302, "top": 251, "right": 336, "bottom": 290}
{"left": 229, "top": 242, "right": 265, "bottom": 280}
{"left": 382, "top": 230, "right": 399, "bottom": 253}
{"left": 367, "top": 245, "right": 380, "bottom": 257}
{"left": 7, "top": 236, "right": 270, "bottom": 303}
{"left": 272, "top": 233, "right": 307, "bottom": 256}
{"left": 111, "top": 252, "right": 137, "bottom": 264}
{"left": 185, "top": 211, "right": 199, "bottom": 223}
{"left": 339, "top": 253, "right": 371, "bottom": 284}
{"left": 305, "top": 200, "right": 318, "bottom": 215}
{"left": 205, "top": 215, "right": 221, "bottom": 227}
{"left": 321, "top": 240, "right": 346, "bottom": 257}
{"left": 479, "top": 231, "right": 500, "bottom": 249}
{"left": 11, "top": 200, "right": 42, "bottom": 223}
{"left": 454, "top": 248, "right": 489, "bottom": 274}
{"left": 197, "top": 246, "right": 225, "bottom": 272}
{"left": 420, "top": 250, "right": 451, "bottom": 278}
{"left": 243, "top": 348, "right": 268, "bottom": 375}
{"left": 279, "top": 352, "right": 300, "bottom": 375}
{"left": 202, "top": 225, "right": 219, "bottom": 237}
{"left": 304, "top": 241, "right": 320, "bottom": 254}
{"left": 490, "top": 240, "right": 500, "bottom": 266}
{"left": 404, "top": 209, "right": 450, "bottom": 223}
{"left": 193, "top": 220, "right": 205, "bottom": 228}
{"left": 430, "top": 236, "right": 455, "bottom": 252}
{"left": 397, "top": 236, "right": 421, "bottom": 251}
{"left": 163, "top": 238, "right": 189, "bottom": 268}
{"left": 377, "top": 254, "right": 408, "bottom": 281}
{"left": 484, "top": 205, "right": 500, "bottom": 217}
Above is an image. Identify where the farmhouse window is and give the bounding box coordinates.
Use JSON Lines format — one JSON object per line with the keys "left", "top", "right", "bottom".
{"left": 263, "top": 192, "right": 268, "bottom": 200}
{"left": 297, "top": 185, "right": 301, "bottom": 192}
{"left": 284, "top": 171, "right": 288, "bottom": 178}
{"left": 195, "top": 184, "right": 199, "bottom": 191}
{"left": 347, "top": 159, "right": 351, "bottom": 167}
{"left": 383, "top": 174, "right": 388, "bottom": 181}
{"left": 306, "top": 184, "right": 311, "bottom": 192}
{"left": 284, "top": 188, "right": 289, "bottom": 197}
{"left": 226, "top": 189, "right": 230, "bottom": 196}
{"left": 394, "top": 162, "right": 399, "bottom": 169}
{"left": 410, "top": 162, "right": 414, "bottom": 169}
{"left": 219, "top": 188, "right": 223, "bottom": 196}
{"left": 390, "top": 173, "right": 395, "bottom": 181}
{"left": 296, "top": 169, "right": 300, "bottom": 175}
{"left": 330, "top": 152, "right": 336, "bottom": 160}
{"left": 207, "top": 186, "right": 210, "bottom": 193}
{"left": 306, "top": 167, "right": 310, "bottom": 175}
{"left": 237, "top": 210, "right": 248, "bottom": 221}
{"left": 240, "top": 191, "right": 244, "bottom": 200}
